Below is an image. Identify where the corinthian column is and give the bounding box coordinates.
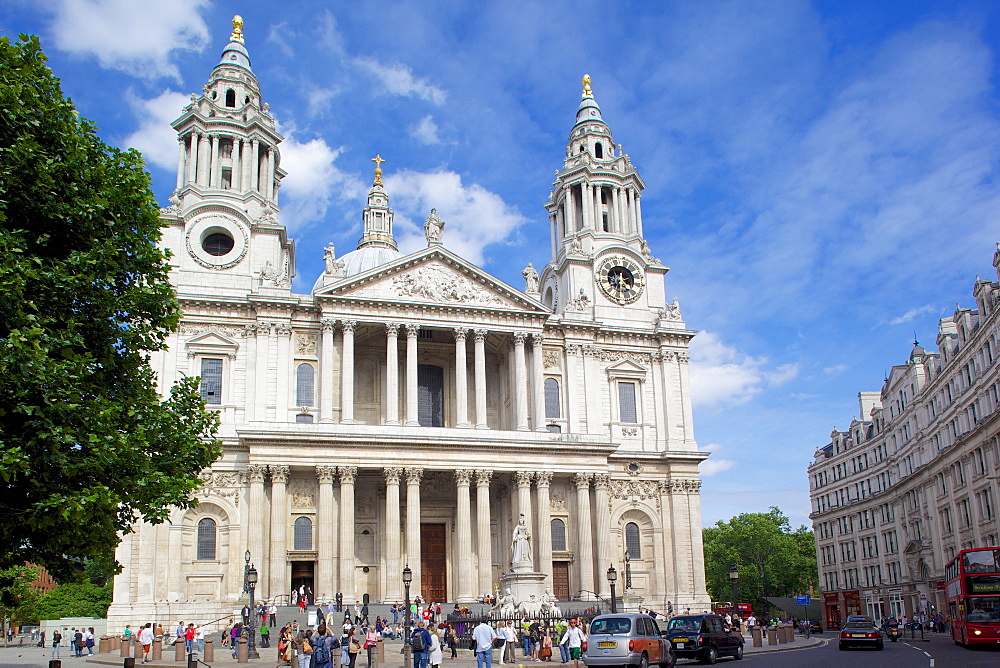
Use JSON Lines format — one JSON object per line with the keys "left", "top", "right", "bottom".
{"left": 405, "top": 468, "right": 423, "bottom": 596}
{"left": 320, "top": 319, "right": 336, "bottom": 423}
{"left": 531, "top": 333, "right": 546, "bottom": 431}
{"left": 340, "top": 321, "right": 356, "bottom": 424}
{"left": 247, "top": 464, "right": 267, "bottom": 585}
{"left": 339, "top": 467, "right": 357, "bottom": 600}
{"left": 513, "top": 333, "right": 529, "bottom": 430}
{"left": 269, "top": 465, "right": 290, "bottom": 599}
{"left": 383, "top": 468, "right": 403, "bottom": 601}
{"left": 405, "top": 324, "right": 419, "bottom": 426}
{"left": 593, "top": 474, "right": 612, "bottom": 598}
{"left": 316, "top": 466, "right": 336, "bottom": 599}
{"left": 455, "top": 470, "right": 474, "bottom": 601}
{"left": 574, "top": 473, "right": 594, "bottom": 597}
{"left": 385, "top": 324, "right": 400, "bottom": 425}
{"left": 474, "top": 329, "right": 488, "bottom": 429}
{"left": 475, "top": 470, "right": 493, "bottom": 596}
{"left": 209, "top": 134, "right": 220, "bottom": 188}
{"left": 176, "top": 137, "right": 186, "bottom": 189}
{"left": 535, "top": 472, "right": 553, "bottom": 583}
{"left": 454, "top": 328, "right": 470, "bottom": 427}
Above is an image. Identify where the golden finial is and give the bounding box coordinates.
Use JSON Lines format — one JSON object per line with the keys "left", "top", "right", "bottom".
{"left": 231, "top": 15, "right": 245, "bottom": 43}
{"left": 371, "top": 154, "right": 385, "bottom": 185}
{"left": 582, "top": 74, "right": 593, "bottom": 99}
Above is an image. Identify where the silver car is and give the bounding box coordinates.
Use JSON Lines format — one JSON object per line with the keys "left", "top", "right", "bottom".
{"left": 583, "top": 613, "right": 675, "bottom": 668}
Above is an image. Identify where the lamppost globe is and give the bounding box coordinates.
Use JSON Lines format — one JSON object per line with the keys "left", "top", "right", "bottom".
{"left": 607, "top": 564, "right": 618, "bottom": 613}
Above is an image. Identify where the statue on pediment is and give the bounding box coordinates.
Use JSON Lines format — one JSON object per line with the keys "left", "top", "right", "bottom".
{"left": 424, "top": 208, "right": 445, "bottom": 245}
{"left": 522, "top": 263, "right": 539, "bottom": 293}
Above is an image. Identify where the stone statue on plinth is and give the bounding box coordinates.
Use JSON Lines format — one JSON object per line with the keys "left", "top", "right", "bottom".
{"left": 511, "top": 514, "right": 532, "bottom": 566}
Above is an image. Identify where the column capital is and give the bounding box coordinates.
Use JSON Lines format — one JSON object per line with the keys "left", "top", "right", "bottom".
{"left": 405, "top": 323, "right": 420, "bottom": 338}
{"left": 255, "top": 320, "right": 273, "bottom": 336}
{"left": 474, "top": 329, "right": 488, "bottom": 342}
{"left": 316, "top": 466, "right": 337, "bottom": 483}
{"left": 385, "top": 322, "right": 400, "bottom": 336}
{"left": 535, "top": 471, "right": 554, "bottom": 487}
{"left": 275, "top": 323, "right": 293, "bottom": 337}
{"left": 339, "top": 466, "right": 358, "bottom": 484}
{"left": 341, "top": 320, "right": 357, "bottom": 334}
{"left": 406, "top": 467, "right": 424, "bottom": 485}
{"left": 593, "top": 473, "right": 611, "bottom": 490}
{"left": 246, "top": 464, "right": 268, "bottom": 483}
{"left": 531, "top": 332, "right": 545, "bottom": 346}
{"left": 475, "top": 470, "right": 493, "bottom": 486}
{"left": 321, "top": 318, "right": 337, "bottom": 332}
{"left": 455, "top": 469, "right": 473, "bottom": 486}
{"left": 454, "top": 327, "right": 469, "bottom": 342}
{"left": 513, "top": 331, "right": 528, "bottom": 345}
{"left": 384, "top": 467, "right": 403, "bottom": 484}
{"left": 574, "top": 472, "right": 593, "bottom": 489}
{"left": 515, "top": 471, "right": 533, "bottom": 488}
{"left": 269, "top": 465, "right": 290, "bottom": 484}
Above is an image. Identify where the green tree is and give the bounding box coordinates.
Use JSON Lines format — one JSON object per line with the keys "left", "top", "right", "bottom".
{"left": 0, "top": 35, "right": 221, "bottom": 581}
{"left": 34, "top": 582, "right": 112, "bottom": 620}
{"left": 0, "top": 566, "right": 42, "bottom": 642}
{"left": 702, "top": 507, "right": 817, "bottom": 616}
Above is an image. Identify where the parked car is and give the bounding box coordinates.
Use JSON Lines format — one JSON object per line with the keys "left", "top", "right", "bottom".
{"left": 583, "top": 613, "right": 675, "bottom": 668}
{"left": 838, "top": 618, "right": 884, "bottom": 651}
{"left": 661, "top": 613, "right": 744, "bottom": 664}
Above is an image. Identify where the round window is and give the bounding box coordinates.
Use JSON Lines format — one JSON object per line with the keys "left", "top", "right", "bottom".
{"left": 202, "top": 232, "right": 234, "bottom": 256}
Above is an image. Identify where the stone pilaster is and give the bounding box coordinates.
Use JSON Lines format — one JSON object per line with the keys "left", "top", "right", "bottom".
{"left": 574, "top": 472, "right": 594, "bottom": 597}
{"left": 405, "top": 468, "right": 423, "bottom": 595}
{"left": 535, "top": 472, "right": 553, "bottom": 584}
{"left": 339, "top": 466, "right": 357, "bottom": 600}
{"left": 475, "top": 470, "right": 493, "bottom": 596}
{"left": 455, "top": 470, "right": 474, "bottom": 601}
{"left": 316, "top": 466, "right": 337, "bottom": 598}
{"left": 593, "top": 474, "right": 612, "bottom": 598}
{"left": 474, "top": 329, "right": 488, "bottom": 429}
{"left": 383, "top": 467, "right": 403, "bottom": 601}
{"left": 513, "top": 332, "right": 529, "bottom": 430}
{"left": 268, "top": 465, "right": 290, "bottom": 599}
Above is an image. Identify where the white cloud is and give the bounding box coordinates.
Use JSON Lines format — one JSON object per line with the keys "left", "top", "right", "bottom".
{"left": 279, "top": 135, "right": 365, "bottom": 231}
{"left": 384, "top": 171, "right": 527, "bottom": 266}
{"left": 689, "top": 332, "right": 799, "bottom": 408}
{"left": 887, "top": 305, "right": 938, "bottom": 326}
{"left": 123, "top": 89, "right": 189, "bottom": 171}
{"left": 48, "top": 0, "right": 210, "bottom": 80}
{"left": 412, "top": 115, "right": 444, "bottom": 145}
{"left": 700, "top": 458, "right": 736, "bottom": 477}
{"left": 355, "top": 58, "right": 446, "bottom": 105}
{"left": 823, "top": 364, "right": 848, "bottom": 375}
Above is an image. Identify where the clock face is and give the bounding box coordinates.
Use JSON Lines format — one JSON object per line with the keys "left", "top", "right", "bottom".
{"left": 597, "top": 256, "right": 644, "bottom": 304}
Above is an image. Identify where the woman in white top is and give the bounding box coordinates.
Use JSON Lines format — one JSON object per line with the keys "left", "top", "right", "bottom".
{"left": 427, "top": 623, "right": 443, "bottom": 668}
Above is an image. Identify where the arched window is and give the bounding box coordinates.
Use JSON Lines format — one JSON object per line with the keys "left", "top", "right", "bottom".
{"left": 595, "top": 142, "right": 604, "bottom": 159}
{"left": 544, "top": 378, "right": 561, "bottom": 418}
{"left": 294, "top": 517, "right": 313, "bottom": 550}
{"left": 225, "top": 89, "right": 236, "bottom": 107}
{"left": 197, "top": 518, "right": 217, "bottom": 560}
{"left": 551, "top": 518, "right": 567, "bottom": 551}
{"left": 296, "top": 363, "right": 315, "bottom": 406}
{"left": 625, "top": 522, "right": 641, "bottom": 559}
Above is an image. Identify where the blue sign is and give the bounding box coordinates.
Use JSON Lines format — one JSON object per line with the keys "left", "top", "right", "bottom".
{"left": 795, "top": 595, "right": 811, "bottom": 605}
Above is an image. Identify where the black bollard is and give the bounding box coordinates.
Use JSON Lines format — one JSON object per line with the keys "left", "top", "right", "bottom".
{"left": 123, "top": 658, "right": 136, "bottom": 668}
{"left": 48, "top": 661, "right": 61, "bottom": 668}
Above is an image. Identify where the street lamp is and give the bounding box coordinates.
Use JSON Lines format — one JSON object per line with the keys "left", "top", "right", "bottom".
{"left": 402, "top": 565, "right": 413, "bottom": 667}
{"left": 728, "top": 566, "right": 739, "bottom": 623}
{"left": 246, "top": 559, "right": 259, "bottom": 659}
{"left": 624, "top": 549, "right": 632, "bottom": 591}
{"left": 607, "top": 565, "right": 618, "bottom": 613}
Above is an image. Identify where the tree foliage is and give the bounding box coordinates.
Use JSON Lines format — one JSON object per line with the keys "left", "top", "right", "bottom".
{"left": 0, "top": 35, "right": 221, "bottom": 581}
{"left": 34, "top": 582, "right": 112, "bottom": 620}
{"left": 702, "top": 507, "right": 817, "bottom": 612}
{"left": 0, "top": 566, "right": 41, "bottom": 625}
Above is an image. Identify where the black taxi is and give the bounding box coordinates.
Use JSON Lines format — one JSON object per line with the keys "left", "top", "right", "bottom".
{"left": 661, "top": 614, "right": 744, "bottom": 664}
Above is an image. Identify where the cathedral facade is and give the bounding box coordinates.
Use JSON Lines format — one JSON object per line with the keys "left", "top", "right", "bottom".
{"left": 108, "top": 19, "right": 711, "bottom": 624}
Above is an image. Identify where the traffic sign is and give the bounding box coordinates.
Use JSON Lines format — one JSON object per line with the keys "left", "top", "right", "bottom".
{"left": 795, "top": 595, "right": 810, "bottom": 605}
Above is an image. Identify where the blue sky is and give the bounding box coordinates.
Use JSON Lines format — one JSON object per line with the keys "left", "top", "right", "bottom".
{"left": 6, "top": 1, "right": 1000, "bottom": 529}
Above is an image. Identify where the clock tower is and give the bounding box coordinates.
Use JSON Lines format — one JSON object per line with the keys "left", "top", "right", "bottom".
{"left": 538, "top": 75, "right": 668, "bottom": 328}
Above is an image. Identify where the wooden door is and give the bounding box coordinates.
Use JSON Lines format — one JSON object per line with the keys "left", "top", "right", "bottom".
{"left": 421, "top": 523, "right": 447, "bottom": 602}
{"left": 553, "top": 562, "right": 570, "bottom": 601}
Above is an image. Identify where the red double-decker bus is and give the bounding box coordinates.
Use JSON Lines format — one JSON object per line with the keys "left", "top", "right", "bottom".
{"left": 944, "top": 547, "right": 1000, "bottom": 646}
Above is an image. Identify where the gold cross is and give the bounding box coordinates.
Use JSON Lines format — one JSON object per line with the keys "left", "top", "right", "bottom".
{"left": 371, "top": 154, "right": 385, "bottom": 185}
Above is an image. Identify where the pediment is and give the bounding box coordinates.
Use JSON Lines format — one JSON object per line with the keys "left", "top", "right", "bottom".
{"left": 315, "top": 247, "right": 549, "bottom": 313}
{"left": 605, "top": 358, "right": 648, "bottom": 379}
{"left": 185, "top": 331, "right": 240, "bottom": 356}
{"left": 903, "top": 539, "right": 925, "bottom": 555}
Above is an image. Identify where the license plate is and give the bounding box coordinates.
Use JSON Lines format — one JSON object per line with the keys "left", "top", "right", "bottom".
{"left": 672, "top": 638, "right": 690, "bottom": 643}
{"left": 851, "top": 634, "right": 866, "bottom": 638}
{"left": 598, "top": 642, "right": 616, "bottom": 648}
{"left": 675, "top": 643, "right": 685, "bottom": 649}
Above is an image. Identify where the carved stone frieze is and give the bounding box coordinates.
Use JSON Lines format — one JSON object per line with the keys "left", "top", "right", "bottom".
{"left": 296, "top": 334, "right": 317, "bottom": 355}
{"left": 543, "top": 350, "right": 561, "bottom": 368}
{"left": 390, "top": 266, "right": 506, "bottom": 306}
{"left": 180, "top": 324, "right": 244, "bottom": 338}
{"left": 550, "top": 492, "right": 566, "bottom": 512}
{"left": 608, "top": 478, "right": 661, "bottom": 509}
{"left": 289, "top": 477, "right": 316, "bottom": 508}
{"left": 198, "top": 470, "right": 245, "bottom": 506}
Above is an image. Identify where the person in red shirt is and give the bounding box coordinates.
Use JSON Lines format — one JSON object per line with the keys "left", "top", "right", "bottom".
{"left": 185, "top": 624, "right": 196, "bottom": 654}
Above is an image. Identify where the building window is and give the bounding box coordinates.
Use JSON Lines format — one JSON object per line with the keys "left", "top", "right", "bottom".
{"left": 417, "top": 364, "right": 444, "bottom": 427}
{"left": 295, "top": 414, "right": 314, "bottom": 423}
{"left": 294, "top": 517, "right": 313, "bottom": 550}
{"left": 200, "top": 358, "right": 223, "bottom": 405}
{"left": 544, "top": 378, "right": 561, "bottom": 418}
{"left": 618, "top": 382, "right": 638, "bottom": 423}
{"left": 196, "top": 518, "right": 217, "bottom": 560}
{"left": 625, "top": 522, "right": 641, "bottom": 558}
{"left": 296, "top": 363, "right": 315, "bottom": 406}
{"left": 225, "top": 89, "right": 236, "bottom": 107}
{"left": 551, "top": 519, "right": 567, "bottom": 551}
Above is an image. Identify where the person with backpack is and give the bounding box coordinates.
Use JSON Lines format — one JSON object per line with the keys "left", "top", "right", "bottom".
{"left": 411, "top": 621, "right": 432, "bottom": 668}
{"left": 311, "top": 623, "right": 340, "bottom": 668}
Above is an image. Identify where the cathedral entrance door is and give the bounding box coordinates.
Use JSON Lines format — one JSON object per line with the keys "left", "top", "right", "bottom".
{"left": 553, "top": 562, "right": 570, "bottom": 601}
{"left": 420, "top": 523, "right": 447, "bottom": 602}
{"left": 291, "top": 561, "right": 315, "bottom": 605}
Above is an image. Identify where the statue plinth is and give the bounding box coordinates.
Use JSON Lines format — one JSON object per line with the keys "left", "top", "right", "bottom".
{"left": 499, "top": 569, "right": 548, "bottom": 613}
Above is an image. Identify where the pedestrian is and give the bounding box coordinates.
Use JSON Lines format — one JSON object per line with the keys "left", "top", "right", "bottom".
{"left": 185, "top": 623, "right": 195, "bottom": 654}
{"left": 411, "top": 621, "right": 432, "bottom": 668}
{"left": 472, "top": 617, "right": 498, "bottom": 668}
{"left": 428, "top": 623, "right": 443, "bottom": 668}
{"left": 271, "top": 601, "right": 279, "bottom": 627}
{"left": 312, "top": 624, "right": 338, "bottom": 668}
{"left": 559, "top": 619, "right": 585, "bottom": 668}
{"left": 139, "top": 623, "right": 155, "bottom": 664}
{"left": 85, "top": 627, "right": 96, "bottom": 655}
{"left": 196, "top": 625, "right": 205, "bottom": 654}
{"left": 231, "top": 623, "right": 242, "bottom": 658}
{"left": 336, "top": 590, "right": 344, "bottom": 612}
{"left": 222, "top": 623, "right": 231, "bottom": 647}
{"left": 365, "top": 624, "right": 379, "bottom": 666}
{"left": 51, "top": 629, "right": 62, "bottom": 659}
{"left": 260, "top": 622, "right": 270, "bottom": 648}
{"left": 541, "top": 627, "right": 553, "bottom": 662}
{"left": 73, "top": 628, "right": 84, "bottom": 657}
{"left": 318, "top": 604, "right": 327, "bottom": 626}
{"left": 242, "top": 604, "right": 251, "bottom": 626}
{"left": 362, "top": 601, "right": 370, "bottom": 625}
